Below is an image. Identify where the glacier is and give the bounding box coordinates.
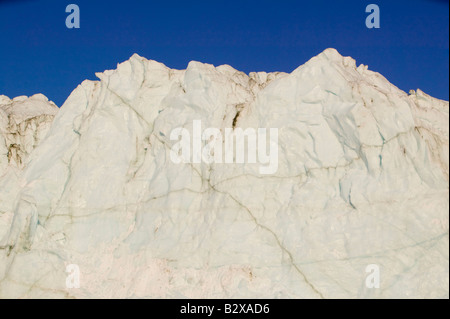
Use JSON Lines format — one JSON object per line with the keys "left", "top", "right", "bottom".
{"left": 0, "top": 48, "right": 448, "bottom": 298}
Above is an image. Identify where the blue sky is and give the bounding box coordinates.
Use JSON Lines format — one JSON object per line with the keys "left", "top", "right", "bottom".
{"left": 0, "top": 0, "right": 448, "bottom": 106}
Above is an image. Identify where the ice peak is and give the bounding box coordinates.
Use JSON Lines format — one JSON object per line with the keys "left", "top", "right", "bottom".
{"left": 320, "top": 48, "right": 344, "bottom": 60}
{"left": 129, "top": 53, "right": 144, "bottom": 61}
{"left": 315, "top": 48, "right": 357, "bottom": 69}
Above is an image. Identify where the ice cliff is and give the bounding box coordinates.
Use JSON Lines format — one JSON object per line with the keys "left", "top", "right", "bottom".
{"left": 0, "top": 48, "right": 448, "bottom": 298}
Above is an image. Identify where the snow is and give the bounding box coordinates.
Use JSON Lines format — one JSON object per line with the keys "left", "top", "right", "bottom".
{"left": 0, "top": 48, "right": 448, "bottom": 298}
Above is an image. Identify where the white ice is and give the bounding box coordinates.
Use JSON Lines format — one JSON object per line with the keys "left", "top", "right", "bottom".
{"left": 0, "top": 49, "right": 448, "bottom": 298}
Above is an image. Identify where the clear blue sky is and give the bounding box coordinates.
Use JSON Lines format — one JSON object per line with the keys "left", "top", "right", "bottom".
{"left": 0, "top": 0, "right": 448, "bottom": 106}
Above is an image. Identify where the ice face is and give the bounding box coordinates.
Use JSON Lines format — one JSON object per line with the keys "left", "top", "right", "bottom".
{"left": 0, "top": 95, "right": 58, "bottom": 243}
{"left": 0, "top": 48, "right": 448, "bottom": 298}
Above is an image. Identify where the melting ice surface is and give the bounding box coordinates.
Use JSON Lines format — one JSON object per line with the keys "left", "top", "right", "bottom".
{"left": 0, "top": 49, "right": 448, "bottom": 298}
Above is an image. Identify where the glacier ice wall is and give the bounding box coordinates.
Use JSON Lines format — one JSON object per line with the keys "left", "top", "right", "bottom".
{"left": 0, "top": 49, "right": 448, "bottom": 298}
